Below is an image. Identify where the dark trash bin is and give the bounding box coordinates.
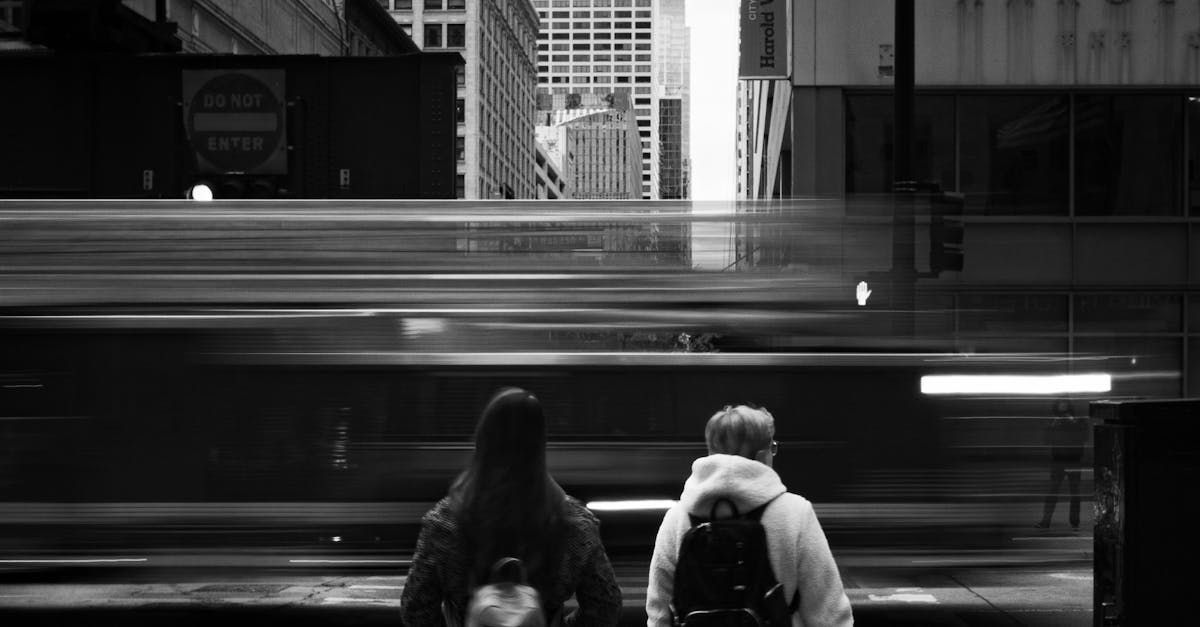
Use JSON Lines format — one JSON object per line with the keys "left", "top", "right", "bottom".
{"left": 1092, "top": 399, "right": 1200, "bottom": 626}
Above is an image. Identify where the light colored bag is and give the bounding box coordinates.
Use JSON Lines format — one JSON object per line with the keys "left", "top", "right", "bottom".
{"left": 464, "top": 557, "right": 546, "bottom": 627}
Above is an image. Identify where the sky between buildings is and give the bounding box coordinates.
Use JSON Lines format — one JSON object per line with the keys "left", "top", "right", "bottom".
{"left": 687, "top": 0, "right": 738, "bottom": 203}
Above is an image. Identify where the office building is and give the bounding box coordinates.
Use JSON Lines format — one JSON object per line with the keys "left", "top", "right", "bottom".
{"left": 533, "top": 0, "right": 689, "bottom": 200}
{"left": 768, "top": 0, "right": 1200, "bottom": 398}
{"left": 387, "top": 0, "right": 539, "bottom": 199}
{"left": 537, "top": 92, "right": 641, "bottom": 199}
{"left": 1, "top": 1, "right": 414, "bottom": 56}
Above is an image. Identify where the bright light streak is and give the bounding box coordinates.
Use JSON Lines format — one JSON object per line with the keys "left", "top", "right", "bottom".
{"left": 288, "top": 559, "right": 410, "bottom": 564}
{"left": 920, "top": 373, "right": 1112, "bottom": 395}
{"left": 187, "top": 184, "right": 213, "bottom": 201}
{"left": 585, "top": 499, "right": 677, "bottom": 512}
{"left": 0, "top": 558, "right": 147, "bottom": 564}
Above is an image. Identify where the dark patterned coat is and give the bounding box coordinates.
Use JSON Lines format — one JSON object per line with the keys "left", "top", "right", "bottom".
{"left": 400, "top": 495, "right": 622, "bottom": 627}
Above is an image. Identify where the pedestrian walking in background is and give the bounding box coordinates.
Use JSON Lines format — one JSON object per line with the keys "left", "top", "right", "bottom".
{"left": 401, "top": 387, "right": 622, "bottom": 627}
{"left": 646, "top": 404, "right": 853, "bottom": 627}
{"left": 1035, "top": 398, "right": 1088, "bottom": 531}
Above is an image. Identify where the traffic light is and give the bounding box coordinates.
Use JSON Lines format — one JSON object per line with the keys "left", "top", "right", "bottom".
{"left": 929, "top": 191, "right": 964, "bottom": 275}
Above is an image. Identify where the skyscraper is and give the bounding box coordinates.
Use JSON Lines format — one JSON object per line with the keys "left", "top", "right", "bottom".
{"left": 389, "top": 0, "right": 539, "bottom": 199}
{"left": 533, "top": 0, "right": 689, "bottom": 200}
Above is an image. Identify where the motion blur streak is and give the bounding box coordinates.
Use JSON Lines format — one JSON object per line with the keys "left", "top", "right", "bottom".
{"left": 0, "top": 200, "right": 1125, "bottom": 570}
{"left": 920, "top": 373, "right": 1112, "bottom": 395}
{"left": 585, "top": 500, "right": 678, "bottom": 512}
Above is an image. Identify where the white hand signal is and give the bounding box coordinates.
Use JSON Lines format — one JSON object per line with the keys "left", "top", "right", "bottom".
{"left": 856, "top": 281, "right": 872, "bottom": 306}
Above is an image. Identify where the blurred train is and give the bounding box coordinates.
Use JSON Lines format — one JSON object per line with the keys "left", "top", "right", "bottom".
{"left": 0, "top": 200, "right": 1108, "bottom": 558}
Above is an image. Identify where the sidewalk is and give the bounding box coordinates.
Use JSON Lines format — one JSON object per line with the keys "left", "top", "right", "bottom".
{"left": 0, "top": 559, "right": 1092, "bottom": 626}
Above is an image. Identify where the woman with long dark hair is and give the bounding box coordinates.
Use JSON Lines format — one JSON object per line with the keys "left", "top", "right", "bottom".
{"left": 400, "top": 387, "right": 622, "bottom": 627}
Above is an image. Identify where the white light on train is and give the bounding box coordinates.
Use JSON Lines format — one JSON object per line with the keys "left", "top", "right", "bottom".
{"left": 186, "top": 183, "right": 214, "bottom": 201}
{"left": 920, "top": 373, "right": 1112, "bottom": 395}
{"left": 585, "top": 500, "right": 677, "bottom": 512}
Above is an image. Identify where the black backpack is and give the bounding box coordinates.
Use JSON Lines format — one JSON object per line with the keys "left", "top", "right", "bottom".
{"left": 671, "top": 496, "right": 799, "bottom": 627}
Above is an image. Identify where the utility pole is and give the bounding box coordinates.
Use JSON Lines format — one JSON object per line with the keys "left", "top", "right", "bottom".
{"left": 891, "top": 0, "right": 916, "bottom": 337}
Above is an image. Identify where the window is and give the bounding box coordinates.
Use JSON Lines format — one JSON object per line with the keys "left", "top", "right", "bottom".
{"left": 447, "top": 23, "right": 465, "bottom": 47}
{"left": 424, "top": 0, "right": 441, "bottom": 9}
{"left": 455, "top": 98, "right": 465, "bottom": 123}
{"left": 959, "top": 94, "right": 1067, "bottom": 215}
{"left": 455, "top": 174, "right": 465, "bottom": 199}
{"left": 1075, "top": 95, "right": 1181, "bottom": 216}
{"left": 394, "top": 0, "right": 413, "bottom": 9}
{"left": 456, "top": 136, "right": 465, "bottom": 162}
{"left": 615, "top": 21, "right": 631, "bottom": 28}
{"left": 845, "top": 93, "right": 957, "bottom": 199}
{"left": 594, "top": 65, "right": 611, "bottom": 72}
{"left": 455, "top": 64, "right": 465, "bottom": 86}
{"left": 572, "top": 65, "right": 589, "bottom": 72}
{"left": 573, "top": 54, "right": 590, "bottom": 60}
{"left": 448, "top": 0, "right": 465, "bottom": 9}
{"left": 424, "top": 24, "right": 442, "bottom": 47}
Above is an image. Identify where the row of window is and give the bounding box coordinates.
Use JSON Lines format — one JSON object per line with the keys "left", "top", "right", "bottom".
{"left": 845, "top": 92, "right": 1200, "bottom": 216}
{"left": 536, "top": 0, "right": 652, "bottom": 7}
{"left": 538, "top": 86, "right": 653, "bottom": 98}
{"left": 383, "top": 0, "right": 465, "bottom": 11}
{"left": 542, "top": 64, "right": 651, "bottom": 73}
{"left": 540, "top": 53, "right": 651, "bottom": 61}
{"left": 538, "top": 42, "right": 651, "bottom": 51}
{"left": 545, "top": 21, "right": 652, "bottom": 29}
{"left": 541, "top": 76, "right": 651, "bottom": 84}
{"left": 542, "top": 31, "right": 653, "bottom": 40}
{"left": 540, "top": 10, "right": 650, "bottom": 18}
{"left": 421, "top": 23, "right": 466, "bottom": 48}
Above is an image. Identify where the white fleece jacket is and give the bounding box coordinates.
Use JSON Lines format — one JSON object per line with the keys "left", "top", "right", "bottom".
{"left": 646, "top": 454, "right": 853, "bottom": 627}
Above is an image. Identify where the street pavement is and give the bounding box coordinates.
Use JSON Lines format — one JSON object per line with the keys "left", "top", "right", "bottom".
{"left": 0, "top": 551, "right": 1092, "bottom": 626}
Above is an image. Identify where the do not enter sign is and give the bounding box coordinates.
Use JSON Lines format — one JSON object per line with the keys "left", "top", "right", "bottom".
{"left": 182, "top": 70, "right": 287, "bottom": 174}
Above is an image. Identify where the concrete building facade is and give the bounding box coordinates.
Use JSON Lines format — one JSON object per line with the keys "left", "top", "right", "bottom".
{"left": 387, "top": 0, "right": 539, "bottom": 199}
{"left": 533, "top": 0, "right": 689, "bottom": 200}
{"left": 536, "top": 94, "right": 642, "bottom": 199}
{"left": 769, "top": 0, "right": 1200, "bottom": 399}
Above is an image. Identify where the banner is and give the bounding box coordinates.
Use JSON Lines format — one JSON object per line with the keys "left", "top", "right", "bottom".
{"left": 738, "top": 0, "right": 791, "bottom": 79}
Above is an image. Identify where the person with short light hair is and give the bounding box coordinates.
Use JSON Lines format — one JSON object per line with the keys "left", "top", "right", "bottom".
{"left": 647, "top": 403, "right": 853, "bottom": 627}
{"left": 705, "top": 404, "right": 777, "bottom": 462}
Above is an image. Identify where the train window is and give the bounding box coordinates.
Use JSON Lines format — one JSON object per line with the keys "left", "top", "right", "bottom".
{"left": 1075, "top": 95, "right": 1182, "bottom": 216}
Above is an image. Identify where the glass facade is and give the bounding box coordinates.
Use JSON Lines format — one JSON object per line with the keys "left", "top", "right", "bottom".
{"left": 846, "top": 91, "right": 1194, "bottom": 217}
